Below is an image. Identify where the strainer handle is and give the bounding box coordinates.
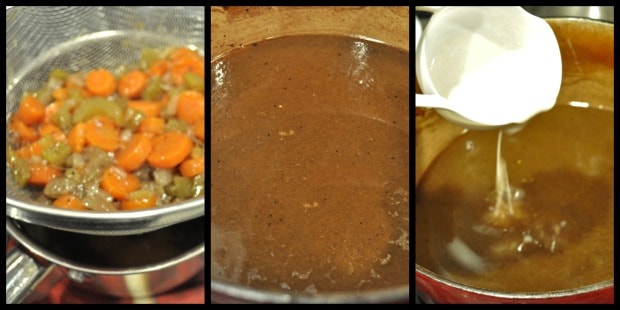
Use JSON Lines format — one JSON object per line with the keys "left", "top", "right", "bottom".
{"left": 6, "top": 246, "right": 64, "bottom": 304}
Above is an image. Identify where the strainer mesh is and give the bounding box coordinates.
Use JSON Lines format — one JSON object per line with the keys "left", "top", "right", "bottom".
{"left": 5, "top": 6, "right": 205, "bottom": 233}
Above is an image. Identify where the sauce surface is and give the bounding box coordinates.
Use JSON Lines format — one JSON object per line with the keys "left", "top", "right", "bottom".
{"left": 211, "top": 35, "right": 409, "bottom": 293}
{"left": 416, "top": 105, "right": 613, "bottom": 292}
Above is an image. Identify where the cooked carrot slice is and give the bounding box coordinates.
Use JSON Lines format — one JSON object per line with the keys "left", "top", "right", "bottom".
{"left": 120, "top": 190, "right": 158, "bottom": 210}
{"left": 175, "top": 90, "right": 204, "bottom": 125}
{"left": 39, "top": 123, "right": 66, "bottom": 141}
{"left": 100, "top": 166, "right": 141, "bottom": 200}
{"left": 28, "top": 163, "right": 62, "bottom": 186}
{"left": 85, "top": 69, "right": 116, "bottom": 97}
{"left": 67, "top": 122, "right": 87, "bottom": 153}
{"left": 147, "top": 132, "right": 193, "bottom": 169}
{"left": 52, "top": 87, "right": 69, "bottom": 101}
{"left": 191, "top": 119, "right": 204, "bottom": 141}
{"left": 170, "top": 48, "right": 204, "bottom": 86}
{"left": 128, "top": 100, "right": 162, "bottom": 117}
{"left": 9, "top": 119, "right": 39, "bottom": 142}
{"left": 14, "top": 95, "right": 45, "bottom": 125}
{"left": 15, "top": 141, "right": 43, "bottom": 159}
{"left": 118, "top": 70, "right": 148, "bottom": 99}
{"left": 84, "top": 116, "right": 120, "bottom": 152}
{"left": 137, "top": 117, "right": 166, "bottom": 135}
{"left": 179, "top": 156, "right": 204, "bottom": 178}
{"left": 116, "top": 133, "right": 153, "bottom": 172}
{"left": 53, "top": 194, "right": 87, "bottom": 210}
{"left": 148, "top": 60, "right": 169, "bottom": 78}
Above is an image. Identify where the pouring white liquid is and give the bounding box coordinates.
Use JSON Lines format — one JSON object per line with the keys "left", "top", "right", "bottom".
{"left": 484, "top": 130, "right": 525, "bottom": 228}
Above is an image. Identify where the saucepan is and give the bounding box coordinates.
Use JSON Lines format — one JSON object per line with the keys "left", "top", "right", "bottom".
{"left": 6, "top": 6, "right": 205, "bottom": 303}
{"left": 210, "top": 6, "right": 409, "bottom": 303}
{"left": 415, "top": 16, "right": 613, "bottom": 304}
{"left": 6, "top": 216, "right": 204, "bottom": 303}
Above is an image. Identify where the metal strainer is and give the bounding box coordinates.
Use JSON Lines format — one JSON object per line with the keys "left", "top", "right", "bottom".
{"left": 6, "top": 6, "right": 205, "bottom": 235}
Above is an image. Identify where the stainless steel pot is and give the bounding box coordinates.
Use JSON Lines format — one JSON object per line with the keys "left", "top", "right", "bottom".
{"left": 6, "top": 217, "right": 204, "bottom": 303}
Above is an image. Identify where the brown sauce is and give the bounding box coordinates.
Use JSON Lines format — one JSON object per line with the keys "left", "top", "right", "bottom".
{"left": 211, "top": 35, "right": 409, "bottom": 293}
{"left": 416, "top": 105, "right": 613, "bottom": 292}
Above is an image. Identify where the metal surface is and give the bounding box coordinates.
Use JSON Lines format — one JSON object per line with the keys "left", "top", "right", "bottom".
{"left": 6, "top": 6, "right": 205, "bottom": 235}
{"left": 521, "top": 6, "right": 614, "bottom": 22}
{"left": 6, "top": 217, "right": 205, "bottom": 303}
{"left": 416, "top": 6, "right": 615, "bottom": 27}
{"left": 211, "top": 279, "right": 409, "bottom": 304}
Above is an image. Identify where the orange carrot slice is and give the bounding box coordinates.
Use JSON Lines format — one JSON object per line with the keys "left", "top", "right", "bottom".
{"left": 175, "top": 90, "right": 204, "bottom": 125}
{"left": 53, "top": 194, "right": 88, "bottom": 210}
{"left": 147, "top": 132, "right": 193, "bottom": 169}
{"left": 84, "top": 116, "right": 120, "bottom": 152}
{"left": 118, "top": 70, "right": 148, "bottom": 99}
{"left": 85, "top": 69, "right": 116, "bottom": 97}
{"left": 14, "top": 95, "right": 45, "bottom": 125}
{"left": 115, "top": 133, "right": 153, "bottom": 172}
{"left": 100, "top": 166, "right": 141, "bottom": 200}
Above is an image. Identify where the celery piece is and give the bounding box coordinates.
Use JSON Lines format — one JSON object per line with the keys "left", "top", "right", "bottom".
{"left": 183, "top": 72, "right": 204, "bottom": 92}
{"left": 165, "top": 176, "right": 194, "bottom": 199}
{"left": 42, "top": 141, "right": 71, "bottom": 167}
{"left": 72, "top": 98, "right": 124, "bottom": 126}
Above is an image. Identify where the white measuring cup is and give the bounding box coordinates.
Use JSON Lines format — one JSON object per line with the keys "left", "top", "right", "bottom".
{"left": 415, "top": 6, "right": 562, "bottom": 129}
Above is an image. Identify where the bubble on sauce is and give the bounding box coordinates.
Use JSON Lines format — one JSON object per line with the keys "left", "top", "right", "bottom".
{"left": 292, "top": 269, "right": 313, "bottom": 280}
{"left": 247, "top": 268, "right": 268, "bottom": 284}
{"left": 389, "top": 228, "right": 409, "bottom": 251}
{"left": 304, "top": 283, "right": 318, "bottom": 294}
{"left": 379, "top": 253, "right": 391, "bottom": 265}
{"left": 386, "top": 187, "right": 409, "bottom": 206}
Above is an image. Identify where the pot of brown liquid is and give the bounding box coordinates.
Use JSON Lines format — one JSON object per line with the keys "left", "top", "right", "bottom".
{"left": 415, "top": 18, "right": 613, "bottom": 303}
{"left": 211, "top": 6, "right": 409, "bottom": 303}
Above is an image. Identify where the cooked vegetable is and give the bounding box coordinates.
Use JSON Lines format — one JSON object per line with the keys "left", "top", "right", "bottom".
{"left": 28, "top": 163, "right": 62, "bottom": 186}
{"left": 7, "top": 46, "right": 204, "bottom": 211}
{"left": 121, "top": 190, "right": 158, "bottom": 210}
{"left": 52, "top": 194, "right": 87, "bottom": 210}
{"left": 147, "top": 131, "right": 193, "bottom": 169}
{"left": 127, "top": 100, "right": 162, "bottom": 117}
{"left": 118, "top": 70, "right": 148, "bottom": 99}
{"left": 14, "top": 96, "right": 46, "bottom": 125}
{"left": 72, "top": 97, "right": 125, "bottom": 126}
{"left": 192, "top": 119, "right": 205, "bottom": 141}
{"left": 100, "top": 166, "right": 141, "bottom": 200}
{"left": 175, "top": 90, "right": 204, "bottom": 125}
{"left": 137, "top": 116, "right": 166, "bottom": 134}
{"left": 142, "top": 78, "right": 165, "bottom": 100}
{"left": 84, "top": 116, "right": 120, "bottom": 152}
{"left": 116, "top": 133, "right": 153, "bottom": 172}
{"left": 180, "top": 156, "right": 204, "bottom": 178}
{"left": 165, "top": 176, "right": 194, "bottom": 199}
{"left": 183, "top": 72, "right": 205, "bottom": 92}
{"left": 7, "top": 149, "right": 30, "bottom": 188}
{"left": 85, "top": 69, "right": 117, "bottom": 97}
{"left": 41, "top": 141, "right": 71, "bottom": 166}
